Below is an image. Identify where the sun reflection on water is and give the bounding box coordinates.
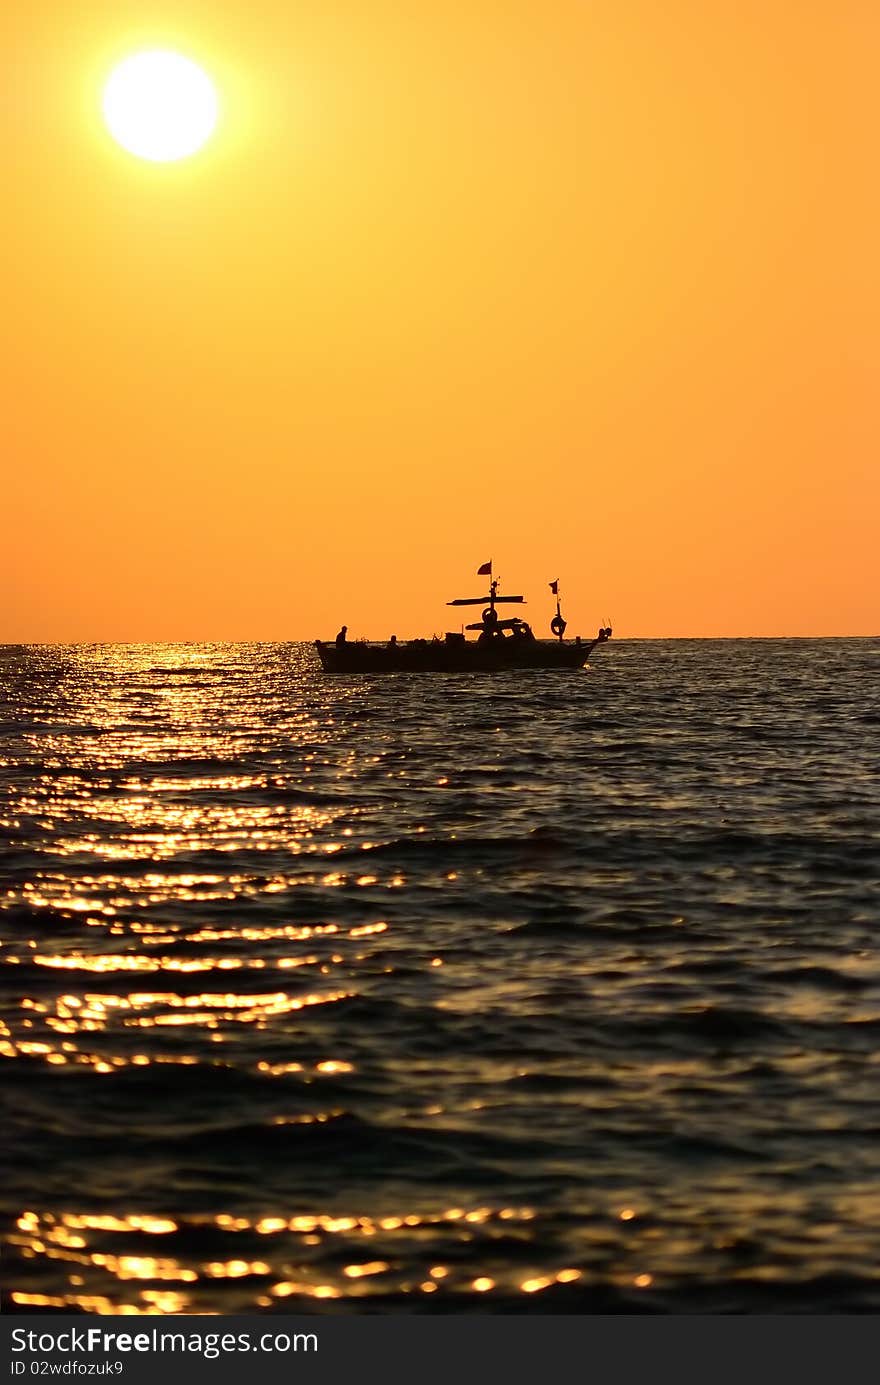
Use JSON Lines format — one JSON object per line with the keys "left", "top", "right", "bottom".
{"left": 8, "top": 1202, "right": 588, "bottom": 1312}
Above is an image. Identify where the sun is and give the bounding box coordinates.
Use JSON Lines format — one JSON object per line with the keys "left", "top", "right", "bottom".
{"left": 102, "top": 50, "right": 218, "bottom": 163}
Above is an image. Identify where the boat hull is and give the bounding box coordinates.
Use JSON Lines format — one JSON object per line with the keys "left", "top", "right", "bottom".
{"left": 314, "top": 636, "right": 606, "bottom": 674}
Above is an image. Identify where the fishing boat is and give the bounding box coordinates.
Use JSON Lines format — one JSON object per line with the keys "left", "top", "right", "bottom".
{"left": 314, "top": 564, "right": 611, "bottom": 673}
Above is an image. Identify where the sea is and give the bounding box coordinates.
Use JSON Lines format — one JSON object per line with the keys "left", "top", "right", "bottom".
{"left": 1, "top": 638, "right": 878, "bottom": 1315}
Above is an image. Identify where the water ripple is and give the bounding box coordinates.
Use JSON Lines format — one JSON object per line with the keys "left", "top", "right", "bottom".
{"left": 1, "top": 638, "right": 879, "bottom": 1313}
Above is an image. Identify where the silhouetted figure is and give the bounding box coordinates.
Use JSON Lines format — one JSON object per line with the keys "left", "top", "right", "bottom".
{"left": 387, "top": 635, "right": 398, "bottom": 648}
{"left": 336, "top": 626, "right": 348, "bottom": 648}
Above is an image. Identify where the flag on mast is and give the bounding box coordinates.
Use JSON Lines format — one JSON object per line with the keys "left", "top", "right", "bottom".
{"left": 477, "top": 561, "right": 492, "bottom": 576}
{"left": 549, "top": 580, "right": 559, "bottom": 594}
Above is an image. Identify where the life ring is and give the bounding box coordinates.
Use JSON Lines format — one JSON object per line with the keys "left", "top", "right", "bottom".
{"left": 550, "top": 614, "right": 567, "bottom": 638}
{"left": 482, "top": 607, "right": 499, "bottom": 626}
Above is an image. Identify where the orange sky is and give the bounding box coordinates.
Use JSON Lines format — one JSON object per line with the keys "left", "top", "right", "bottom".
{"left": 4, "top": 0, "right": 877, "bottom": 640}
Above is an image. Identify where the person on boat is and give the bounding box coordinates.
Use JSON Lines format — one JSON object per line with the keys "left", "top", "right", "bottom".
{"left": 387, "top": 635, "right": 397, "bottom": 648}
{"left": 336, "top": 626, "right": 348, "bottom": 648}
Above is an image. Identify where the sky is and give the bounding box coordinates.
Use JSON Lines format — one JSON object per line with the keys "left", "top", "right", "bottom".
{"left": 4, "top": 0, "right": 877, "bottom": 640}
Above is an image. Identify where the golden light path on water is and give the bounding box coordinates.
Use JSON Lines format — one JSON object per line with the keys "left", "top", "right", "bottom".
{"left": 3, "top": 642, "right": 880, "bottom": 1312}
{"left": 1, "top": 649, "right": 620, "bottom": 1309}
{"left": 11, "top": 1202, "right": 643, "bottom": 1314}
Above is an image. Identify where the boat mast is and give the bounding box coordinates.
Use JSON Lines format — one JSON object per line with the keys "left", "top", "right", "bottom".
{"left": 549, "top": 578, "right": 567, "bottom": 641}
{"left": 447, "top": 562, "right": 525, "bottom": 635}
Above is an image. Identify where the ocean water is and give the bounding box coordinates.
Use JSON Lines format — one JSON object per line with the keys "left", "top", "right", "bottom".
{"left": 1, "top": 638, "right": 879, "bottom": 1315}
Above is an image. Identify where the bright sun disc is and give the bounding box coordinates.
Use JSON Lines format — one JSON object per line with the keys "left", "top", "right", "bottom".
{"left": 103, "top": 51, "right": 218, "bottom": 162}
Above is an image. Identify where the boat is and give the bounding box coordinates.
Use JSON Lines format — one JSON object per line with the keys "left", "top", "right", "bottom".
{"left": 314, "top": 564, "right": 612, "bottom": 673}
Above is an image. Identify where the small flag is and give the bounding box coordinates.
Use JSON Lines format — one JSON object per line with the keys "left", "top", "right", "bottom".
{"left": 549, "top": 580, "right": 559, "bottom": 594}
{"left": 477, "top": 561, "right": 492, "bottom": 576}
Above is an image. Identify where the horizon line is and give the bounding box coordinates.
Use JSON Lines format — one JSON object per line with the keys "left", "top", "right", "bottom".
{"left": 1, "top": 633, "right": 877, "bottom": 648}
